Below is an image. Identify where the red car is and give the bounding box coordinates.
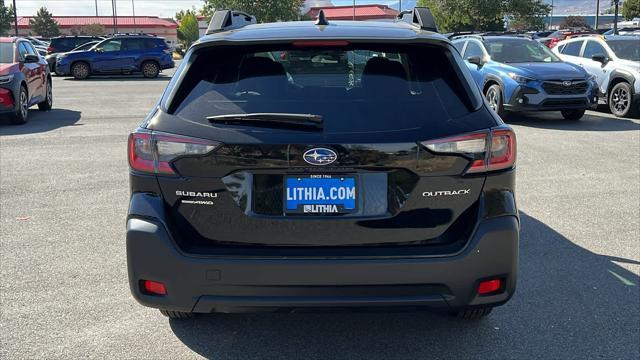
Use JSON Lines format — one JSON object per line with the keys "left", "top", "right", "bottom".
{"left": 545, "top": 28, "right": 598, "bottom": 48}
{"left": 0, "top": 37, "right": 52, "bottom": 124}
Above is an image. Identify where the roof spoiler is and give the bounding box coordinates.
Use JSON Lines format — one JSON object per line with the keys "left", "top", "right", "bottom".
{"left": 398, "top": 7, "right": 438, "bottom": 33}
{"left": 206, "top": 10, "right": 256, "bottom": 35}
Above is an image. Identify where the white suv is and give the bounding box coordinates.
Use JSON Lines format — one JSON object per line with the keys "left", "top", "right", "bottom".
{"left": 553, "top": 35, "right": 639, "bottom": 118}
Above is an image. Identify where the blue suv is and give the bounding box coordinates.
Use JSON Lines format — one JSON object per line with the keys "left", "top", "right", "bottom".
{"left": 56, "top": 35, "right": 174, "bottom": 80}
{"left": 451, "top": 35, "right": 598, "bottom": 120}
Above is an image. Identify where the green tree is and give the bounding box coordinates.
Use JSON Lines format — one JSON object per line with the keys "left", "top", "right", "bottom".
{"left": 0, "top": 0, "right": 14, "bottom": 36}
{"left": 29, "top": 7, "right": 60, "bottom": 37}
{"left": 201, "top": 0, "right": 305, "bottom": 23}
{"left": 507, "top": 0, "right": 551, "bottom": 31}
{"left": 560, "top": 15, "right": 590, "bottom": 28}
{"left": 621, "top": 0, "right": 640, "bottom": 20}
{"left": 70, "top": 23, "right": 105, "bottom": 36}
{"left": 177, "top": 11, "right": 199, "bottom": 48}
{"left": 418, "top": 0, "right": 550, "bottom": 32}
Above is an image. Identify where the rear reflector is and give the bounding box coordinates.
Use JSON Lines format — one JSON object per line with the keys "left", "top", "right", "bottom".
{"left": 421, "top": 128, "right": 516, "bottom": 174}
{"left": 142, "top": 280, "right": 167, "bottom": 295}
{"left": 478, "top": 279, "right": 502, "bottom": 295}
{"left": 0, "top": 88, "right": 13, "bottom": 107}
{"left": 128, "top": 131, "right": 219, "bottom": 176}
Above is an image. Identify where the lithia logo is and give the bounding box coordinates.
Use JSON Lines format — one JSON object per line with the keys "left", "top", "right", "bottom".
{"left": 422, "top": 189, "right": 471, "bottom": 197}
{"left": 176, "top": 190, "right": 218, "bottom": 205}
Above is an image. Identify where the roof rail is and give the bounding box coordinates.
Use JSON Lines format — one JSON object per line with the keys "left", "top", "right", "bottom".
{"left": 206, "top": 10, "right": 256, "bottom": 35}
{"left": 398, "top": 7, "right": 438, "bottom": 33}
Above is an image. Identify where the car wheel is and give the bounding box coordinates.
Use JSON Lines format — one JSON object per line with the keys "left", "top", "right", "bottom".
{"left": 37, "top": 78, "right": 53, "bottom": 111}
{"left": 485, "top": 84, "right": 508, "bottom": 119}
{"left": 609, "top": 82, "right": 636, "bottom": 118}
{"left": 561, "top": 109, "right": 585, "bottom": 120}
{"left": 159, "top": 309, "right": 194, "bottom": 319}
{"left": 71, "top": 62, "right": 90, "bottom": 80}
{"left": 8, "top": 86, "right": 29, "bottom": 125}
{"left": 142, "top": 61, "right": 160, "bottom": 78}
{"left": 451, "top": 306, "right": 493, "bottom": 320}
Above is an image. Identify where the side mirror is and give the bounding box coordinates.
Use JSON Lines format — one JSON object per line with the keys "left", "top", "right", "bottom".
{"left": 24, "top": 54, "right": 39, "bottom": 63}
{"left": 466, "top": 56, "right": 484, "bottom": 67}
{"left": 591, "top": 53, "right": 608, "bottom": 65}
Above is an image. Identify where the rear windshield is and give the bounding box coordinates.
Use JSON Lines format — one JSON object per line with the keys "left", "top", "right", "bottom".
{"left": 0, "top": 43, "right": 13, "bottom": 63}
{"left": 168, "top": 43, "right": 483, "bottom": 133}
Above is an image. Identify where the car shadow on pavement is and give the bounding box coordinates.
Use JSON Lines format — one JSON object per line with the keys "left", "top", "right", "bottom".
{"left": 168, "top": 212, "right": 639, "bottom": 359}
{"left": 506, "top": 111, "right": 640, "bottom": 131}
{"left": 61, "top": 75, "right": 172, "bottom": 82}
{"left": 0, "top": 109, "right": 81, "bottom": 135}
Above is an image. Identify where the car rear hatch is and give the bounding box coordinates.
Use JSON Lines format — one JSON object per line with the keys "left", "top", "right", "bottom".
{"left": 136, "top": 41, "right": 505, "bottom": 253}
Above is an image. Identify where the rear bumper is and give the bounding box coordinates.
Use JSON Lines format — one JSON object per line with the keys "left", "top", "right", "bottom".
{"left": 127, "top": 213, "right": 519, "bottom": 313}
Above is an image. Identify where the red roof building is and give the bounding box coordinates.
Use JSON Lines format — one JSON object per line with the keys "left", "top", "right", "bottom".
{"left": 305, "top": 4, "right": 399, "bottom": 21}
{"left": 15, "top": 16, "right": 178, "bottom": 44}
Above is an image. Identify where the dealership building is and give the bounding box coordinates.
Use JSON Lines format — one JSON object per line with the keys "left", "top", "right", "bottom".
{"left": 15, "top": 16, "right": 178, "bottom": 45}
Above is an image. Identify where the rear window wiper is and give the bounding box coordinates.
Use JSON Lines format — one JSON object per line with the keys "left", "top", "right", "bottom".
{"left": 207, "top": 113, "right": 323, "bottom": 130}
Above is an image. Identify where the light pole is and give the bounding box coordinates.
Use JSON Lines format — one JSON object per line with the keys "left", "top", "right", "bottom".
{"left": 550, "top": 0, "right": 554, "bottom": 30}
{"left": 112, "top": 0, "right": 118, "bottom": 34}
{"left": 595, "top": 0, "right": 600, "bottom": 29}
{"left": 613, "top": 0, "right": 620, "bottom": 34}
{"left": 353, "top": 0, "right": 355, "bottom": 21}
{"left": 132, "top": 0, "right": 136, "bottom": 33}
{"left": 12, "top": 0, "right": 18, "bottom": 36}
{"left": 95, "top": 0, "right": 98, "bottom": 16}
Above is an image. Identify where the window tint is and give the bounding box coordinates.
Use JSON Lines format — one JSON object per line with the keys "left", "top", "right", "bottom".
{"left": 453, "top": 41, "right": 465, "bottom": 53}
{"left": 100, "top": 39, "right": 122, "bottom": 52}
{"left": 169, "top": 44, "right": 486, "bottom": 134}
{"left": 17, "top": 42, "right": 29, "bottom": 61}
{"left": 463, "top": 41, "right": 484, "bottom": 59}
{"left": 0, "top": 43, "right": 14, "bottom": 63}
{"left": 582, "top": 41, "right": 607, "bottom": 59}
{"left": 125, "top": 39, "right": 146, "bottom": 50}
{"left": 23, "top": 42, "right": 37, "bottom": 56}
{"left": 606, "top": 39, "right": 640, "bottom": 61}
{"left": 562, "top": 41, "right": 583, "bottom": 56}
{"left": 485, "top": 38, "right": 560, "bottom": 63}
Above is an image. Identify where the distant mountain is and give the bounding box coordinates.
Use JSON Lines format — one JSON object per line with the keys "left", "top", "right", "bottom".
{"left": 388, "top": 0, "right": 611, "bottom": 15}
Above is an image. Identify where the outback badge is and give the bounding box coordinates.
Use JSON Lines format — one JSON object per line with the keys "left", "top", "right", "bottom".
{"left": 303, "top": 148, "right": 337, "bottom": 166}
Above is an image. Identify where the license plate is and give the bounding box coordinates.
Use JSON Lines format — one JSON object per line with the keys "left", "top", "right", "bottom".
{"left": 285, "top": 175, "right": 357, "bottom": 215}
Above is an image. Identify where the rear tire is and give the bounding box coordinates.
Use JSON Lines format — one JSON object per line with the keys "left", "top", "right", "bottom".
{"left": 452, "top": 306, "right": 494, "bottom": 320}
{"left": 561, "top": 109, "right": 585, "bottom": 120}
{"left": 159, "top": 309, "right": 194, "bottom": 319}
{"left": 141, "top": 61, "right": 160, "bottom": 78}
{"left": 71, "top": 62, "right": 90, "bottom": 80}
{"left": 37, "top": 78, "right": 53, "bottom": 111}
{"left": 8, "top": 85, "right": 29, "bottom": 125}
{"left": 484, "top": 84, "right": 508, "bottom": 119}
{"left": 609, "top": 82, "right": 636, "bottom": 118}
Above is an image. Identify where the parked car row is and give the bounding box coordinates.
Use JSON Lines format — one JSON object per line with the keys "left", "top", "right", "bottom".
{"left": 43, "top": 34, "right": 174, "bottom": 80}
{"left": 553, "top": 35, "right": 640, "bottom": 117}
{"left": 0, "top": 37, "right": 52, "bottom": 124}
{"left": 451, "top": 31, "right": 639, "bottom": 119}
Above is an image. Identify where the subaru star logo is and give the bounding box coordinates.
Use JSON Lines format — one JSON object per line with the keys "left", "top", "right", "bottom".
{"left": 303, "top": 148, "right": 337, "bottom": 166}
{"left": 562, "top": 80, "right": 572, "bottom": 87}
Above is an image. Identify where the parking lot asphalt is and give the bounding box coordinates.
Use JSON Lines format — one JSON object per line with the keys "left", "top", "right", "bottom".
{"left": 1, "top": 68, "right": 639, "bottom": 359}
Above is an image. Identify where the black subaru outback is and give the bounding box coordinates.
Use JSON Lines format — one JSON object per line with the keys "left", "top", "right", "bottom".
{"left": 127, "top": 9, "right": 519, "bottom": 320}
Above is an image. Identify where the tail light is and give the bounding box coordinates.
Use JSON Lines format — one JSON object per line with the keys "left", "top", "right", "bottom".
{"left": 547, "top": 38, "right": 559, "bottom": 48}
{"left": 47, "top": 46, "right": 54, "bottom": 53}
{"left": 421, "top": 128, "right": 516, "bottom": 174}
{"left": 128, "top": 130, "right": 219, "bottom": 176}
